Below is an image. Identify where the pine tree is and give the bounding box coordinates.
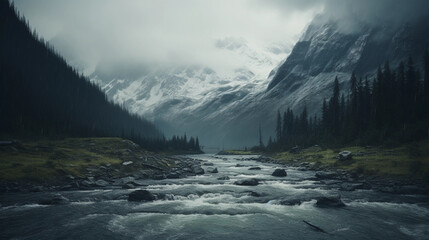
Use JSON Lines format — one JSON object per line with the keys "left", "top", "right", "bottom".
{"left": 424, "top": 50, "right": 429, "bottom": 116}
{"left": 258, "top": 123, "right": 264, "bottom": 149}
{"left": 322, "top": 99, "right": 328, "bottom": 130}
{"left": 300, "top": 105, "right": 308, "bottom": 134}
{"left": 195, "top": 137, "right": 201, "bottom": 151}
{"left": 276, "top": 110, "right": 282, "bottom": 143}
{"left": 330, "top": 77, "right": 340, "bottom": 135}
{"left": 282, "top": 111, "right": 288, "bottom": 139}
{"left": 268, "top": 136, "right": 273, "bottom": 147}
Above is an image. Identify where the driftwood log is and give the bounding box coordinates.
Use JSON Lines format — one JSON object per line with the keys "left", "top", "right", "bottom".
{"left": 303, "top": 220, "right": 327, "bottom": 234}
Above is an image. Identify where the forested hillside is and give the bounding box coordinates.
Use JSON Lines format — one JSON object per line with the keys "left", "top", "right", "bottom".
{"left": 0, "top": 1, "right": 202, "bottom": 152}
{"left": 268, "top": 56, "right": 429, "bottom": 149}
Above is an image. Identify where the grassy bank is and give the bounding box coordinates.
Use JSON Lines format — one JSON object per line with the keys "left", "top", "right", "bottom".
{"left": 0, "top": 137, "right": 172, "bottom": 183}
{"left": 270, "top": 139, "right": 429, "bottom": 182}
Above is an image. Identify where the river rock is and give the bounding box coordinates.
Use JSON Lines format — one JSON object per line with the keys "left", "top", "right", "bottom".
{"left": 315, "top": 171, "right": 338, "bottom": 179}
{"left": 249, "top": 191, "right": 261, "bottom": 197}
{"left": 128, "top": 190, "right": 156, "bottom": 202}
{"left": 122, "top": 183, "right": 135, "bottom": 189}
{"left": 217, "top": 176, "right": 230, "bottom": 180}
{"left": 340, "top": 182, "right": 371, "bottom": 191}
{"left": 381, "top": 185, "right": 429, "bottom": 195}
{"left": 207, "top": 167, "right": 218, "bottom": 173}
{"left": 95, "top": 179, "right": 109, "bottom": 187}
{"left": 39, "top": 194, "right": 70, "bottom": 205}
{"left": 167, "top": 172, "right": 181, "bottom": 179}
{"left": 272, "top": 169, "right": 287, "bottom": 177}
{"left": 396, "top": 185, "right": 428, "bottom": 194}
{"left": 203, "top": 162, "right": 214, "bottom": 166}
{"left": 152, "top": 174, "right": 166, "bottom": 180}
{"left": 235, "top": 164, "right": 245, "bottom": 167}
{"left": 81, "top": 180, "right": 94, "bottom": 187}
{"left": 315, "top": 196, "right": 345, "bottom": 208}
{"left": 192, "top": 165, "right": 205, "bottom": 175}
{"left": 248, "top": 167, "right": 261, "bottom": 170}
{"left": 122, "top": 161, "right": 133, "bottom": 166}
{"left": 338, "top": 151, "right": 352, "bottom": 161}
{"left": 234, "top": 178, "right": 259, "bottom": 186}
{"left": 113, "top": 176, "right": 136, "bottom": 185}
{"left": 289, "top": 146, "right": 300, "bottom": 153}
{"left": 30, "top": 186, "right": 45, "bottom": 192}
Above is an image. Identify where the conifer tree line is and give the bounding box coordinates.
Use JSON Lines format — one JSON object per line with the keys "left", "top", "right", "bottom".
{"left": 0, "top": 1, "right": 201, "bottom": 152}
{"left": 269, "top": 53, "right": 429, "bottom": 150}
{"left": 130, "top": 133, "right": 202, "bottom": 153}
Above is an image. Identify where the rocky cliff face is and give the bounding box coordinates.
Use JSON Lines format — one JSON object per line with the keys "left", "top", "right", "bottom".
{"left": 266, "top": 14, "right": 429, "bottom": 113}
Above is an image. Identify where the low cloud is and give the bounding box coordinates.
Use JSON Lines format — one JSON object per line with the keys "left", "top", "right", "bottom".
{"left": 13, "top": 0, "right": 320, "bottom": 77}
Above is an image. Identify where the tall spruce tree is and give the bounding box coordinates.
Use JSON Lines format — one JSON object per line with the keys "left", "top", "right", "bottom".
{"left": 276, "top": 110, "right": 282, "bottom": 142}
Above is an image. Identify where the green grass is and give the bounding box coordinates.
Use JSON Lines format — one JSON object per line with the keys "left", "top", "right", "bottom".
{"left": 271, "top": 139, "right": 429, "bottom": 181}
{"left": 0, "top": 137, "right": 152, "bottom": 182}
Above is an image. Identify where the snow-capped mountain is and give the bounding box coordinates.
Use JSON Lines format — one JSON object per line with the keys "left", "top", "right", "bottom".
{"left": 90, "top": 38, "right": 291, "bottom": 148}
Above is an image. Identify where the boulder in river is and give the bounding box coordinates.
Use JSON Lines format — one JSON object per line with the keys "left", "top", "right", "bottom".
{"left": 248, "top": 167, "right": 261, "bottom": 170}
{"left": 315, "top": 196, "right": 345, "bottom": 208}
{"left": 203, "top": 162, "right": 214, "bottom": 166}
{"left": 192, "top": 165, "right": 205, "bottom": 175}
{"left": 272, "top": 169, "right": 287, "bottom": 177}
{"left": 207, "top": 167, "right": 218, "bottom": 173}
{"left": 122, "top": 183, "right": 135, "bottom": 189}
{"left": 128, "top": 190, "right": 156, "bottom": 202}
{"left": 235, "top": 164, "right": 245, "bottom": 167}
{"left": 217, "top": 176, "right": 230, "bottom": 180}
{"left": 234, "top": 178, "right": 259, "bottom": 186}
{"left": 39, "top": 194, "right": 70, "bottom": 205}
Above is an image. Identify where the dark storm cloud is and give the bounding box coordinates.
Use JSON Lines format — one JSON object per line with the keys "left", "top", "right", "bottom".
{"left": 321, "top": 0, "right": 429, "bottom": 33}
{"left": 261, "top": 0, "right": 429, "bottom": 34}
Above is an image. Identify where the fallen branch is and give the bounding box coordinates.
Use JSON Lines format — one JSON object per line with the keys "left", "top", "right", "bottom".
{"left": 303, "top": 220, "right": 327, "bottom": 234}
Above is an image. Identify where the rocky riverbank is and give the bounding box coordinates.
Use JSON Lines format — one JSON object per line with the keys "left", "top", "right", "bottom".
{"left": 223, "top": 154, "right": 429, "bottom": 195}
{"left": 0, "top": 138, "right": 206, "bottom": 193}
{"left": 0, "top": 155, "right": 207, "bottom": 193}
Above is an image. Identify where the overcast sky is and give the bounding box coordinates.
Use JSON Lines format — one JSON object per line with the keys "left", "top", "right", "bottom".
{"left": 13, "top": 0, "right": 324, "bottom": 76}
{"left": 12, "top": 0, "right": 429, "bottom": 77}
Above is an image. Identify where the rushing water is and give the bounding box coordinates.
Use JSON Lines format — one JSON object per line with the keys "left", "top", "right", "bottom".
{"left": 1, "top": 154, "right": 429, "bottom": 240}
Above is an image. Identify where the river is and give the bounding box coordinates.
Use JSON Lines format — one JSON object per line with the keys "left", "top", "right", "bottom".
{"left": 1, "top": 154, "right": 429, "bottom": 240}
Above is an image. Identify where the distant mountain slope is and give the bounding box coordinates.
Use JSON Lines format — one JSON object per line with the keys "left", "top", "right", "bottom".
{"left": 200, "top": 12, "right": 429, "bottom": 148}
{"left": 90, "top": 12, "right": 429, "bottom": 148}
{"left": 89, "top": 36, "right": 290, "bottom": 147}
{"left": 266, "top": 14, "right": 429, "bottom": 114}
{"left": 210, "top": 13, "right": 429, "bottom": 148}
{"left": 0, "top": 1, "right": 161, "bottom": 140}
